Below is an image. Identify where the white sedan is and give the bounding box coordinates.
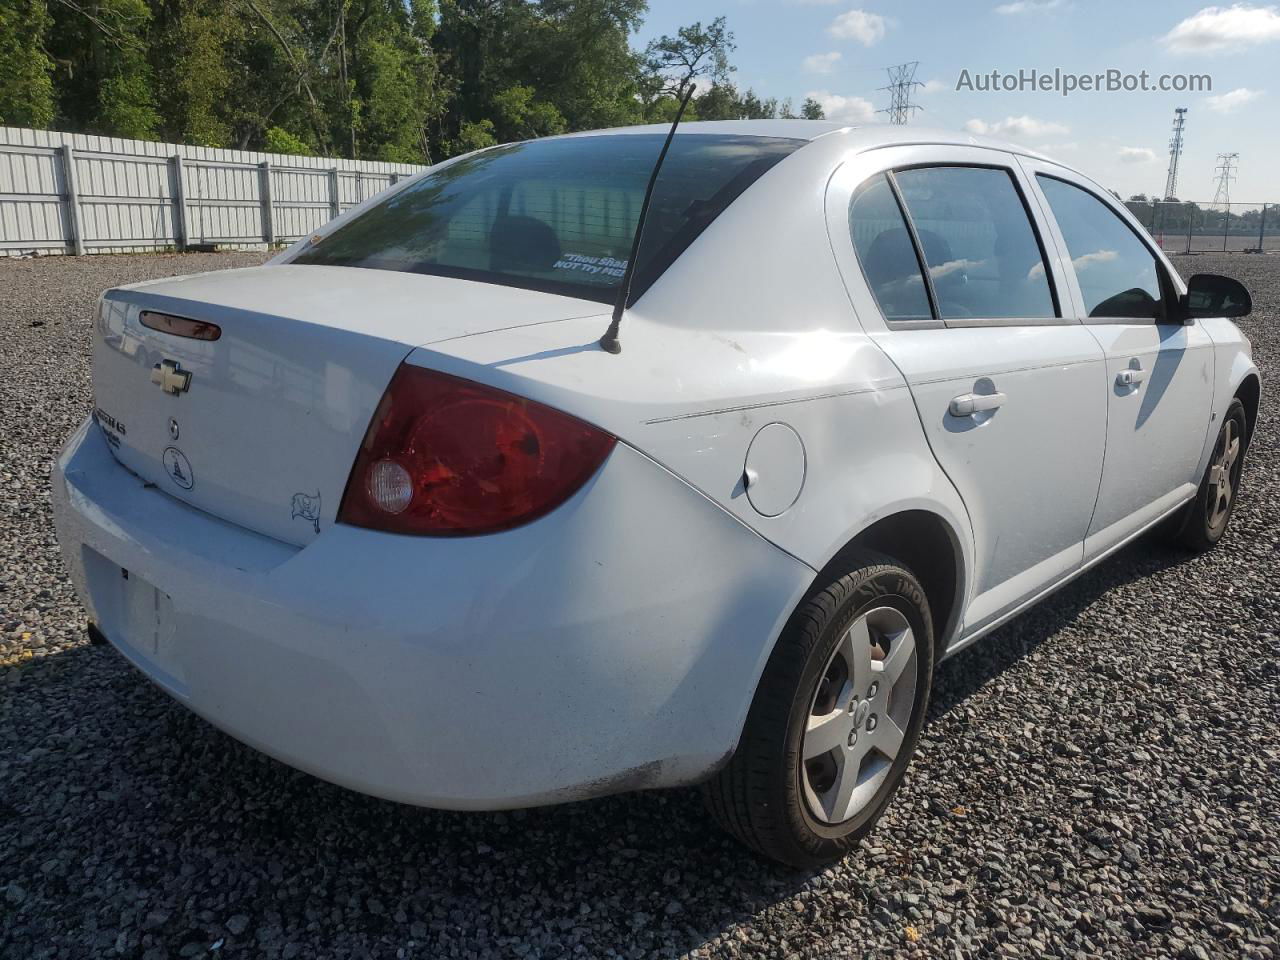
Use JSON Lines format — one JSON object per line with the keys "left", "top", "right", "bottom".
{"left": 53, "top": 121, "right": 1259, "bottom": 867}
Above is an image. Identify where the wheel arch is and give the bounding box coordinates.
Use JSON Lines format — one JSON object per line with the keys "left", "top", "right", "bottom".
{"left": 1235, "top": 372, "right": 1261, "bottom": 448}
{"left": 709, "top": 505, "right": 969, "bottom": 821}
{"left": 805, "top": 509, "right": 967, "bottom": 658}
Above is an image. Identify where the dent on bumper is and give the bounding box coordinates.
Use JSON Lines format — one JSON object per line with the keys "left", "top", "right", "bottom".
{"left": 52, "top": 418, "right": 813, "bottom": 809}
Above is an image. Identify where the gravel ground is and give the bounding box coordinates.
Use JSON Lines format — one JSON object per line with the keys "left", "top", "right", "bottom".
{"left": 1, "top": 251, "right": 1277, "bottom": 960}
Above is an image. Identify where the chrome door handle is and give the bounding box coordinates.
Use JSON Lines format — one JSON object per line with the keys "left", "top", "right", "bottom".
{"left": 1116, "top": 367, "right": 1146, "bottom": 387}
{"left": 949, "top": 392, "right": 1006, "bottom": 417}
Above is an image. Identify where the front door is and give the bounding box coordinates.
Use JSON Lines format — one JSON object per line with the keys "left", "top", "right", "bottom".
{"left": 1028, "top": 167, "right": 1216, "bottom": 558}
{"left": 831, "top": 149, "right": 1108, "bottom": 637}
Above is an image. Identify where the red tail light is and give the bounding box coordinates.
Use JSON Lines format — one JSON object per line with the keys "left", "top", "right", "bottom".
{"left": 338, "top": 364, "right": 616, "bottom": 536}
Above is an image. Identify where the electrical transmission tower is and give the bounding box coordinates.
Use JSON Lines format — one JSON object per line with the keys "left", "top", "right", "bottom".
{"left": 879, "top": 62, "right": 923, "bottom": 125}
{"left": 1212, "top": 152, "right": 1239, "bottom": 206}
{"left": 1163, "top": 107, "right": 1187, "bottom": 200}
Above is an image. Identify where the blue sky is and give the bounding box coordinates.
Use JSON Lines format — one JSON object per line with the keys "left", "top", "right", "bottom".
{"left": 636, "top": 1, "right": 1279, "bottom": 203}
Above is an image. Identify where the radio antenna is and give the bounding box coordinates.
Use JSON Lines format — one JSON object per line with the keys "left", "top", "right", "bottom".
{"left": 599, "top": 84, "right": 696, "bottom": 355}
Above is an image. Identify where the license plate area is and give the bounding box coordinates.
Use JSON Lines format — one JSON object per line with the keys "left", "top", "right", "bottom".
{"left": 122, "top": 570, "right": 181, "bottom": 676}
{"left": 83, "top": 548, "right": 185, "bottom": 689}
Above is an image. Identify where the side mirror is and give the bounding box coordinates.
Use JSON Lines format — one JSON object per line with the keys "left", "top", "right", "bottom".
{"left": 1180, "top": 273, "right": 1252, "bottom": 322}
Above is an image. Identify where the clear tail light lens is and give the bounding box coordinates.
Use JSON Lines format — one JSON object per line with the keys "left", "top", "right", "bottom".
{"left": 338, "top": 364, "right": 616, "bottom": 535}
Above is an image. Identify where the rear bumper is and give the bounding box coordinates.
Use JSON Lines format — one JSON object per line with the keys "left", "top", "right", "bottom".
{"left": 52, "top": 418, "right": 812, "bottom": 809}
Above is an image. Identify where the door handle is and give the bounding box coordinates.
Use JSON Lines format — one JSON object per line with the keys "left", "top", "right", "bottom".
{"left": 1116, "top": 367, "right": 1146, "bottom": 387}
{"left": 949, "top": 391, "right": 1007, "bottom": 417}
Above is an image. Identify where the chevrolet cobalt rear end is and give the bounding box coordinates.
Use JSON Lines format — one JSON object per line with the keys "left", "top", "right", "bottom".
{"left": 53, "top": 121, "right": 1259, "bottom": 867}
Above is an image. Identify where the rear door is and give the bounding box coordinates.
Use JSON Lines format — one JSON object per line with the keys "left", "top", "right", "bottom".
{"left": 828, "top": 146, "right": 1108, "bottom": 635}
{"left": 1024, "top": 162, "right": 1215, "bottom": 558}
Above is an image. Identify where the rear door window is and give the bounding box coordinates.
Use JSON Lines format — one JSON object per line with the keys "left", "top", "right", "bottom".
{"left": 892, "top": 166, "right": 1058, "bottom": 321}
{"left": 848, "top": 174, "right": 934, "bottom": 322}
{"left": 1036, "top": 175, "right": 1165, "bottom": 320}
{"left": 293, "top": 134, "right": 804, "bottom": 304}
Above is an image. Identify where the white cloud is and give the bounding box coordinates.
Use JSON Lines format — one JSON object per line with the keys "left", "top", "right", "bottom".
{"left": 931, "top": 258, "right": 986, "bottom": 279}
{"left": 1161, "top": 4, "right": 1280, "bottom": 52}
{"left": 803, "top": 52, "right": 843, "bottom": 75}
{"left": 1118, "top": 146, "right": 1159, "bottom": 163}
{"left": 806, "top": 90, "right": 878, "bottom": 122}
{"left": 827, "top": 9, "right": 888, "bottom": 45}
{"left": 964, "top": 115, "right": 1069, "bottom": 138}
{"left": 1073, "top": 250, "right": 1118, "bottom": 272}
{"left": 1206, "top": 86, "right": 1264, "bottom": 111}
{"left": 994, "top": 0, "right": 1063, "bottom": 13}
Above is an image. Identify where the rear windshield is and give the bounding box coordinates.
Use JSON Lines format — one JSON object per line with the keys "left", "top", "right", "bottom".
{"left": 292, "top": 133, "right": 804, "bottom": 304}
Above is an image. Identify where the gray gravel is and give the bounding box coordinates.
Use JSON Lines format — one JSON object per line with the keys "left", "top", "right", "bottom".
{"left": 1, "top": 250, "right": 1277, "bottom": 959}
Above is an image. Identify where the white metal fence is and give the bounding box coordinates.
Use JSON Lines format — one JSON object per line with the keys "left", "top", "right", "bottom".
{"left": 0, "top": 127, "right": 427, "bottom": 257}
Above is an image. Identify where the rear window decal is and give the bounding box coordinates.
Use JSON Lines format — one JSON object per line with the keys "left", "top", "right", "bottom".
{"left": 552, "top": 254, "right": 627, "bottom": 278}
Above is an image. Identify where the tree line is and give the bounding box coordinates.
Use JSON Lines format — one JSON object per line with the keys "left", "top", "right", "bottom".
{"left": 0, "top": 0, "right": 823, "bottom": 162}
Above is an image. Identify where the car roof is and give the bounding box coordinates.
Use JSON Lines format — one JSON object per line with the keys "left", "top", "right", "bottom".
{"left": 554, "top": 119, "right": 849, "bottom": 141}
{"left": 550, "top": 120, "right": 1047, "bottom": 159}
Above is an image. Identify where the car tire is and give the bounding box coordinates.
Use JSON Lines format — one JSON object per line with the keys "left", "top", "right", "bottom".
{"left": 703, "top": 552, "right": 934, "bottom": 868}
{"left": 1173, "top": 399, "right": 1248, "bottom": 553}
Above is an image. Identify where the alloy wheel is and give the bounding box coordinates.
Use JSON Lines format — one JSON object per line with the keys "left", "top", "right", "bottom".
{"left": 1207, "top": 417, "right": 1241, "bottom": 530}
{"left": 801, "top": 606, "right": 918, "bottom": 825}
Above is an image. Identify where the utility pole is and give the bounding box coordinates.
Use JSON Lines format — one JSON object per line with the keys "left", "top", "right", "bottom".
{"left": 879, "top": 62, "right": 923, "bottom": 125}
{"left": 1211, "top": 152, "right": 1239, "bottom": 206}
{"left": 1163, "top": 107, "right": 1187, "bottom": 200}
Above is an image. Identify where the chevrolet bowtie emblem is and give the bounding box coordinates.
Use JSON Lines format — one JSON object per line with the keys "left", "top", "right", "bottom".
{"left": 150, "top": 359, "right": 192, "bottom": 395}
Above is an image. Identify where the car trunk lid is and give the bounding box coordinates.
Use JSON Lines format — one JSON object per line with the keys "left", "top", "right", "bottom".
{"left": 92, "top": 265, "right": 603, "bottom": 546}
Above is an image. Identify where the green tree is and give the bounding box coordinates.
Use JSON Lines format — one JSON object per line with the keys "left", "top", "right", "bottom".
{"left": 263, "top": 124, "right": 312, "bottom": 154}
{"left": 738, "top": 88, "right": 776, "bottom": 119}
{"left": 149, "top": 0, "right": 240, "bottom": 147}
{"left": 21, "top": 0, "right": 790, "bottom": 165}
{"left": 694, "top": 80, "right": 804, "bottom": 122}
{"left": 99, "top": 69, "right": 162, "bottom": 138}
{"left": 48, "top": 0, "right": 159, "bottom": 138}
{"left": 211, "top": 0, "right": 447, "bottom": 159}
{"left": 513, "top": 0, "right": 644, "bottom": 131}
{"left": 433, "top": 0, "right": 644, "bottom": 157}
{"left": 0, "top": 0, "right": 55, "bottom": 127}
{"left": 639, "top": 15, "right": 734, "bottom": 118}
{"left": 692, "top": 81, "right": 739, "bottom": 120}
{"left": 345, "top": 4, "right": 447, "bottom": 161}
{"left": 455, "top": 118, "right": 496, "bottom": 152}
{"left": 491, "top": 84, "right": 565, "bottom": 140}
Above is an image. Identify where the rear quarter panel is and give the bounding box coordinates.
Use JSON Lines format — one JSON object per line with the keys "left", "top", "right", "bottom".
{"left": 411, "top": 132, "right": 976, "bottom": 645}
